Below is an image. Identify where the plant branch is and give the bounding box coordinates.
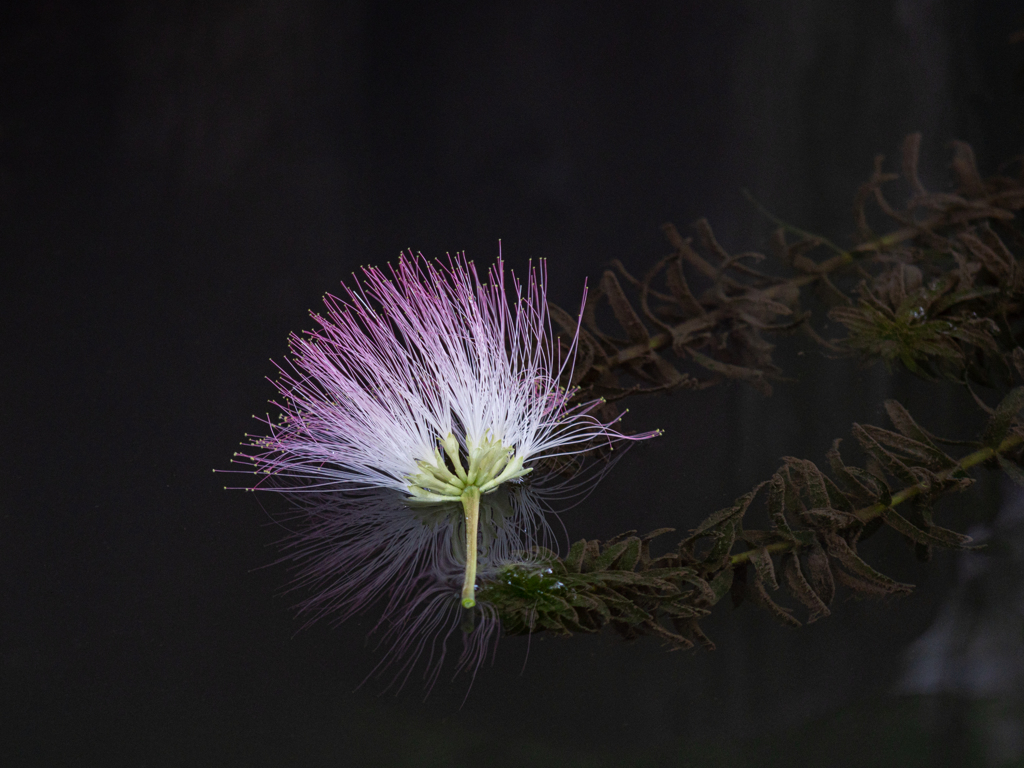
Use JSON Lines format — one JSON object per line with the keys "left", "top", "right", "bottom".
{"left": 729, "top": 432, "right": 1024, "bottom": 567}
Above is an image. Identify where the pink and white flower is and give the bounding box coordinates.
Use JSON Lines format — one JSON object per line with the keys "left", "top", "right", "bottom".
{"left": 238, "top": 251, "right": 657, "bottom": 609}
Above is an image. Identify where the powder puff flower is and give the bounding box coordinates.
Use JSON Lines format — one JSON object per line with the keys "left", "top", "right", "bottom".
{"left": 237, "top": 251, "right": 658, "bottom": 610}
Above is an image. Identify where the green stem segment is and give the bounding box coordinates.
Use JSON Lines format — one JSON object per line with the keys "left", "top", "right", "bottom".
{"left": 729, "top": 433, "right": 1024, "bottom": 567}
{"left": 460, "top": 486, "right": 482, "bottom": 609}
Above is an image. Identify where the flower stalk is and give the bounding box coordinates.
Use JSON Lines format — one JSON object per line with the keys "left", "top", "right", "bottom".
{"left": 460, "top": 486, "right": 481, "bottom": 608}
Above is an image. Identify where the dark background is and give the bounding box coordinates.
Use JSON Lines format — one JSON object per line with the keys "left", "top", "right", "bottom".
{"left": 4, "top": 2, "right": 1024, "bottom": 766}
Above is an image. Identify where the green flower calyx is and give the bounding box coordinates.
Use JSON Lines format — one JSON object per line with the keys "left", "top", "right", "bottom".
{"left": 407, "top": 433, "right": 531, "bottom": 502}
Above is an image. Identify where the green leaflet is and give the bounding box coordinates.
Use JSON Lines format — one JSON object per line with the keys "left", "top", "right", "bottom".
{"left": 982, "top": 386, "right": 1024, "bottom": 448}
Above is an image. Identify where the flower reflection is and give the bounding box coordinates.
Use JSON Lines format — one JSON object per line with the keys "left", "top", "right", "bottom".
{"left": 273, "top": 479, "right": 559, "bottom": 690}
